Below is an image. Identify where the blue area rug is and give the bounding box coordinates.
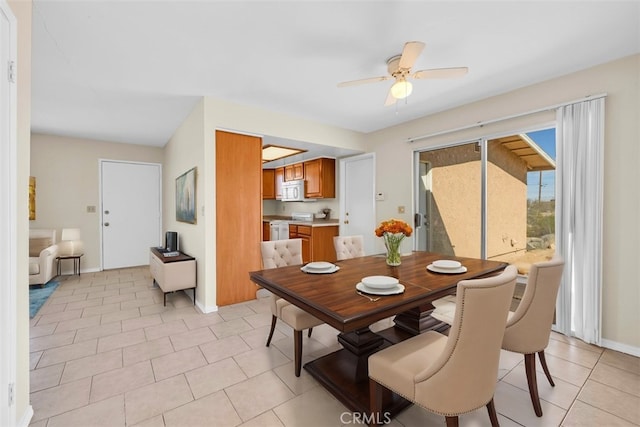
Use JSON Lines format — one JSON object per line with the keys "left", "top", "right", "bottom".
{"left": 29, "top": 280, "right": 60, "bottom": 318}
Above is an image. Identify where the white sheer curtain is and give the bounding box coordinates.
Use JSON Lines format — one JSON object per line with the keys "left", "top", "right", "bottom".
{"left": 555, "top": 97, "right": 605, "bottom": 345}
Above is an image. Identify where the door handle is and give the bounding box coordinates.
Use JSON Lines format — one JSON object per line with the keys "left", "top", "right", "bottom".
{"left": 344, "top": 220, "right": 349, "bottom": 224}
{"left": 104, "top": 222, "right": 110, "bottom": 227}
{"left": 414, "top": 213, "right": 422, "bottom": 227}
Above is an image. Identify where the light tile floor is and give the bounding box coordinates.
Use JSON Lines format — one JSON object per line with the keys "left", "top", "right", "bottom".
{"left": 28, "top": 267, "right": 640, "bottom": 426}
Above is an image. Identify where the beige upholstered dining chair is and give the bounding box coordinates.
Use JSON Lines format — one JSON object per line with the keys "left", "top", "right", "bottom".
{"left": 431, "top": 257, "right": 565, "bottom": 417}
{"left": 369, "top": 265, "right": 517, "bottom": 427}
{"left": 260, "top": 239, "right": 324, "bottom": 376}
{"left": 333, "top": 235, "right": 365, "bottom": 260}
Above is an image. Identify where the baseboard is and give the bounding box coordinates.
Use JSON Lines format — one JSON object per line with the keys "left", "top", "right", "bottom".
{"left": 601, "top": 338, "right": 640, "bottom": 358}
{"left": 195, "top": 299, "right": 218, "bottom": 314}
{"left": 57, "top": 267, "right": 100, "bottom": 276}
{"left": 17, "top": 405, "right": 33, "bottom": 427}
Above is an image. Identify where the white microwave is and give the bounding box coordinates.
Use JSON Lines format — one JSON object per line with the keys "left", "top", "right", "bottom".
{"left": 281, "top": 180, "right": 306, "bottom": 202}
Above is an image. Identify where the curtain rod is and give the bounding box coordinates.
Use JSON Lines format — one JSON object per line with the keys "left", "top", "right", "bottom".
{"left": 407, "top": 93, "right": 607, "bottom": 143}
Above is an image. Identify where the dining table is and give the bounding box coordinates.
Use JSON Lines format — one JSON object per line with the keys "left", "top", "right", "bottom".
{"left": 249, "top": 251, "right": 507, "bottom": 417}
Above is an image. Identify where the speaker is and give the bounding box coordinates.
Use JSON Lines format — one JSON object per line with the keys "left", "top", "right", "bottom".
{"left": 165, "top": 231, "right": 178, "bottom": 252}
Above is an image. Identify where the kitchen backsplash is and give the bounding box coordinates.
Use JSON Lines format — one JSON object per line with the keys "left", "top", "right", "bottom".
{"left": 263, "top": 198, "right": 340, "bottom": 218}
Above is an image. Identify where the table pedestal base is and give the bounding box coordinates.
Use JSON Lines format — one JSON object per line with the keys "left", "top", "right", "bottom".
{"left": 304, "top": 311, "right": 451, "bottom": 418}
{"left": 304, "top": 345, "right": 411, "bottom": 417}
{"left": 393, "top": 305, "right": 450, "bottom": 335}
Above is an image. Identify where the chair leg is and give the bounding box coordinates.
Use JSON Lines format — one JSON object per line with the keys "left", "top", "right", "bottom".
{"left": 308, "top": 327, "right": 313, "bottom": 338}
{"left": 369, "top": 378, "right": 384, "bottom": 426}
{"left": 538, "top": 350, "right": 555, "bottom": 387}
{"left": 265, "top": 315, "right": 278, "bottom": 347}
{"left": 486, "top": 398, "right": 500, "bottom": 427}
{"left": 445, "top": 416, "right": 459, "bottom": 427}
{"left": 294, "top": 329, "right": 303, "bottom": 377}
{"left": 524, "top": 353, "right": 543, "bottom": 417}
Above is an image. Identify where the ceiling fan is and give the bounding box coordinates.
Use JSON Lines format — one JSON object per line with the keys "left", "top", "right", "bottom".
{"left": 337, "top": 41, "right": 468, "bottom": 106}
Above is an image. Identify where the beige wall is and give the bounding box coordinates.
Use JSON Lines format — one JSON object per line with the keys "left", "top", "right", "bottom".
{"left": 369, "top": 54, "right": 640, "bottom": 351}
{"left": 162, "top": 99, "right": 206, "bottom": 306}
{"left": 30, "top": 134, "right": 164, "bottom": 272}
{"left": 8, "top": 0, "right": 32, "bottom": 423}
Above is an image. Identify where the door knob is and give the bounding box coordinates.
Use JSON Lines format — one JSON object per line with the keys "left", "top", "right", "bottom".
{"left": 104, "top": 210, "right": 110, "bottom": 215}
{"left": 104, "top": 222, "right": 110, "bottom": 226}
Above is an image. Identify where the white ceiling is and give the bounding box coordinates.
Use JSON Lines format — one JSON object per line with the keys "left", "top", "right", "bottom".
{"left": 31, "top": 1, "right": 640, "bottom": 151}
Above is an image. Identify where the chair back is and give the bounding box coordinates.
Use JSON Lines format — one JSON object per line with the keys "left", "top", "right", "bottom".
{"left": 260, "top": 239, "right": 303, "bottom": 269}
{"left": 502, "top": 256, "right": 565, "bottom": 354}
{"left": 333, "top": 235, "right": 365, "bottom": 260}
{"left": 414, "top": 265, "right": 517, "bottom": 414}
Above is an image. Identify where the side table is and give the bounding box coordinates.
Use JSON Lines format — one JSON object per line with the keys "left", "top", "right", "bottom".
{"left": 149, "top": 247, "right": 196, "bottom": 306}
{"left": 57, "top": 254, "right": 83, "bottom": 276}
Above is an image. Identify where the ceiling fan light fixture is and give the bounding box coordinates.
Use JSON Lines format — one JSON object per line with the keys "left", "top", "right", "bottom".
{"left": 390, "top": 79, "right": 413, "bottom": 99}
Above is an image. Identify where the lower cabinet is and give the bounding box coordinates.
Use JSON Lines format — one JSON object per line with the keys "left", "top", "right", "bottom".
{"left": 289, "top": 224, "right": 338, "bottom": 263}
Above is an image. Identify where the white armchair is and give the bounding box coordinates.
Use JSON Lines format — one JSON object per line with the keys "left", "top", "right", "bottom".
{"left": 29, "top": 229, "right": 59, "bottom": 286}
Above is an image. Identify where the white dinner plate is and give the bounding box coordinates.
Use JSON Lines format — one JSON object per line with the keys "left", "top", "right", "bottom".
{"left": 361, "top": 275, "right": 399, "bottom": 289}
{"left": 432, "top": 260, "right": 462, "bottom": 270}
{"left": 305, "top": 261, "right": 335, "bottom": 271}
{"left": 427, "top": 264, "right": 467, "bottom": 274}
{"left": 356, "top": 282, "right": 405, "bottom": 295}
{"left": 301, "top": 265, "right": 340, "bottom": 274}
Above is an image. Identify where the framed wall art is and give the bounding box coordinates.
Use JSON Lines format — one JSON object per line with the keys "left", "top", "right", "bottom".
{"left": 29, "top": 176, "right": 36, "bottom": 220}
{"left": 176, "top": 167, "right": 197, "bottom": 224}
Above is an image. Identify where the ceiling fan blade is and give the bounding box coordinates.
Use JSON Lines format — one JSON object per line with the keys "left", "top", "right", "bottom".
{"left": 412, "top": 67, "right": 469, "bottom": 79}
{"left": 398, "top": 41, "right": 425, "bottom": 69}
{"left": 384, "top": 87, "right": 397, "bottom": 106}
{"left": 337, "top": 75, "right": 391, "bottom": 88}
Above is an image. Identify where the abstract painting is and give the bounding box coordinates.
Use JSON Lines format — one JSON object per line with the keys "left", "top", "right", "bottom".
{"left": 29, "top": 176, "right": 36, "bottom": 220}
{"left": 176, "top": 167, "right": 197, "bottom": 224}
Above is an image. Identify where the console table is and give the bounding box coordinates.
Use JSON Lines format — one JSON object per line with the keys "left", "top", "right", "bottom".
{"left": 149, "top": 247, "right": 196, "bottom": 306}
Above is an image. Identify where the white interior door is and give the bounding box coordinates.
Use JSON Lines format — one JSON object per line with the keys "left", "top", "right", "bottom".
{"left": 339, "top": 154, "right": 376, "bottom": 254}
{"left": 101, "top": 160, "right": 161, "bottom": 269}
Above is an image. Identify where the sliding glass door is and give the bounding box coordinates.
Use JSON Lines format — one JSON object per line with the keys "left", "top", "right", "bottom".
{"left": 414, "top": 129, "right": 556, "bottom": 274}
{"left": 414, "top": 141, "right": 482, "bottom": 258}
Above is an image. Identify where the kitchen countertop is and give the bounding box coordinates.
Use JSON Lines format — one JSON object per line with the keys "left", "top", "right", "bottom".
{"left": 263, "top": 215, "right": 339, "bottom": 227}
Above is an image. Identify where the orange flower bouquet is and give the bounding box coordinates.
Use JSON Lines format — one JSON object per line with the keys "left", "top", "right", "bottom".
{"left": 375, "top": 219, "right": 413, "bottom": 266}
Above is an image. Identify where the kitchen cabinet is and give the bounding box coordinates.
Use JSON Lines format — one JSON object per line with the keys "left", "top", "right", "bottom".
{"left": 275, "top": 167, "right": 284, "bottom": 199}
{"left": 285, "top": 163, "right": 304, "bottom": 181}
{"left": 263, "top": 169, "right": 275, "bottom": 199}
{"left": 262, "top": 221, "right": 270, "bottom": 241}
{"left": 289, "top": 224, "right": 338, "bottom": 263}
{"left": 289, "top": 224, "right": 311, "bottom": 262}
{"left": 304, "top": 158, "right": 335, "bottom": 198}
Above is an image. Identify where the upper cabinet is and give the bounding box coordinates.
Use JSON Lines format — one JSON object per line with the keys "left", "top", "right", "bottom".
{"left": 264, "top": 157, "right": 335, "bottom": 200}
{"left": 284, "top": 163, "right": 304, "bottom": 181}
{"left": 275, "top": 167, "right": 284, "bottom": 200}
{"left": 304, "top": 158, "right": 335, "bottom": 198}
{"left": 262, "top": 169, "right": 275, "bottom": 199}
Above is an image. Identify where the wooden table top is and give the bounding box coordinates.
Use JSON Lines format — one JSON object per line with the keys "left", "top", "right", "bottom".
{"left": 249, "top": 251, "right": 507, "bottom": 332}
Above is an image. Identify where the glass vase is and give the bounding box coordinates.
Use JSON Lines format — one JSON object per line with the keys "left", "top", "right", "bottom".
{"left": 383, "top": 232, "right": 404, "bottom": 266}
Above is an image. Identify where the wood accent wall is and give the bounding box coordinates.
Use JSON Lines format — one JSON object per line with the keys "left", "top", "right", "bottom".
{"left": 215, "top": 130, "right": 263, "bottom": 306}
